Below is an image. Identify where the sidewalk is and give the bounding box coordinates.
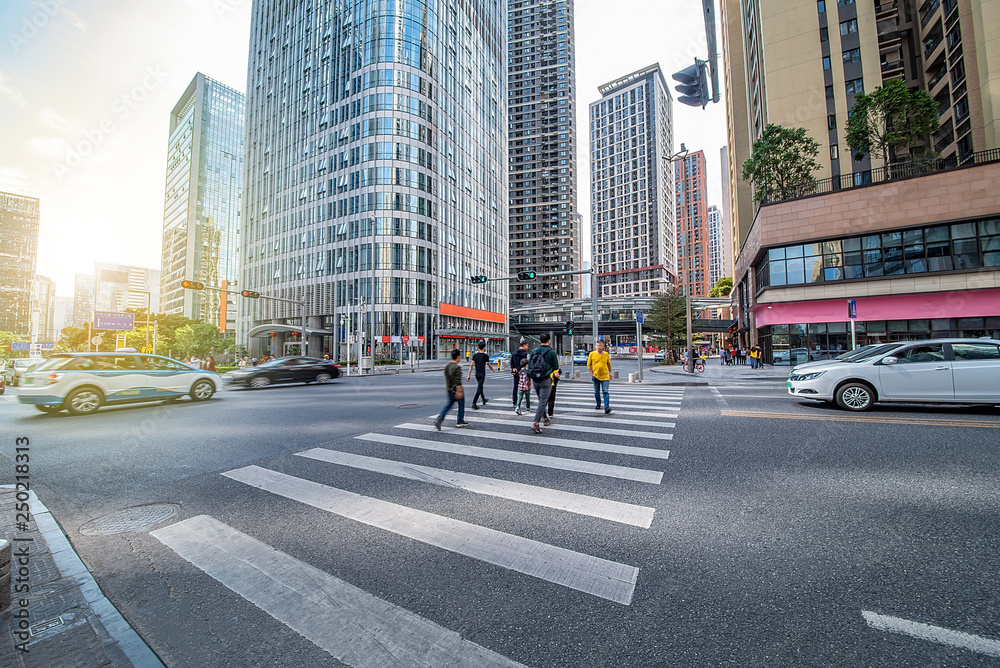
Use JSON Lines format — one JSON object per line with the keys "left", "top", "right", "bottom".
{"left": 0, "top": 487, "right": 163, "bottom": 668}
{"left": 647, "top": 360, "right": 789, "bottom": 382}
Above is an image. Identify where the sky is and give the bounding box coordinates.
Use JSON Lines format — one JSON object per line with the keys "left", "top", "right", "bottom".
{"left": 0, "top": 0, "right": 727, "bottom": 298}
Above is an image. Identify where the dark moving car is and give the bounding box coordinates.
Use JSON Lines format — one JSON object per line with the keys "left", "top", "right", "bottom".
{"left": 226, "top": 356, "right": 341, "bottom": 388}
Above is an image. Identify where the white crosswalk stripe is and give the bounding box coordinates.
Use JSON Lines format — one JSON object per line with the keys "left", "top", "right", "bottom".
{"left": 437, "top": 410, "right": 674, "bottom": 439}
{"left": 152, "top": 515, "right": 528, "bottom": 667}
{"left": 222, "top": 465, "right": 640, "bottom": 605}
{"left": 356, "top": 432, "right": 664, "bottom": 483}
{"left": 554, "top": 406, "right": 678, "bottom": 418}
{"left": 395, "top": 422, "right": 672, "bottom": 460}
{"left": 296, "top": 448, "right": 656, "bottom": 527}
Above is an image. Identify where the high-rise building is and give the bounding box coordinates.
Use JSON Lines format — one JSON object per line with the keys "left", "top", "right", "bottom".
{"left": 94, "top": 263, "right": 161, "bottom": 313}
{"left": 590, "top": 64, "right": 675, "bottom": 298}
{"left": 160, "top": 72, "right": 245, "bottom": 329}
{"left": 71, "top": 273, "right": 94, "bottom": 329}
{"left": 0, "top": 191, "right": 40, "bottom": 337}
{"left": 50, "top": 295, "right": 73, "bottom": 341}
{"left": 721, "top": 0, "right": 1000, "bottom": 358}
{"left": 719, "top": 145, "right": 734, "bottom": 275}
{"left": 508, "top": 0, "right": 579, "bottom": 301}
{"left": 721, "top": 0, "right": 1000, "bottom": 255}
{"left": 675, "top": 150, "right": 710, "bottom": 298}
{"left": 239, "top": 0, "right": 508, "bottom": 359}
{"left": 30, "top": 275, "right": 55, "bottom": 342}
{"left": 707, "top": 205, "right": 732, "bottom": 288}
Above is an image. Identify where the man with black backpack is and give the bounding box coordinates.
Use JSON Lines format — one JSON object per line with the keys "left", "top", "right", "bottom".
{"left": 527, "top": 332, "right": 560, "bottom": 434}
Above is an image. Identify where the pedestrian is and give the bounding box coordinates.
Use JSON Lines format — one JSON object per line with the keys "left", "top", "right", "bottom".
{"left": 547, "top": 370, "right": 559, "bottom": 418}
{"left": 720, "top": 348, "right": 728, "bottom": 365}
{"left": 238, "top": 357, "right": 247, "bottom": 369}
{"left": 749, "top": 347, "right": 758, "bottom": 369}
{"left": 510, "top": 338, "right": 530, "bottom": 406}
{"left": 205, "top": 356, "right": 216, "bottom": 372}
{"left": 467, "top": 340, "right": 495, "bottom": 409}
{"left": 514, "top": 358, "right": 531, "bottom": 415}
{"left": 189, "top": 354, "right": 202, "bottom": 369}
{"left": 251, "top": 357, "right": 258, "bottom": 366}
{"left": 528, "top": 333, "right": 560, "bottom": 434}
{"left": 435, "top": 348, "right": 469, "bottom": 430}
{"left": 587, "top": 339, "right": 612, "bottom": 414}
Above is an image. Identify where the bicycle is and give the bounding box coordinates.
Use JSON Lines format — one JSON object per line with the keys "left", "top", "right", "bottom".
{"left": 692, "top": 358, "right": 705, "bottom": 372}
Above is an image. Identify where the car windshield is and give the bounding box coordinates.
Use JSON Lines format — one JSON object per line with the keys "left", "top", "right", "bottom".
{"left": 851, "top": 343, "right": 904, "bottom": 362}
{"left": 25, "top": 357, "right": 69, "bottom": 371}
{"left": 257, "top": 359, "right": 286, "bottom": 368}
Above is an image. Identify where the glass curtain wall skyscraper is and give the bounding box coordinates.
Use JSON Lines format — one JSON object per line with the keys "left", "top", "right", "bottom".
{"left": 508, "top": 0, "right": 579, "bottom": 301}
{"left": 240, "top": 0, "right": 508, "bottom": 359}
{"left": 590, "top": 64, "right": 675, "bottom": 298}
{"left": 160, "top": 73, "right": 245, "bottom": 329}
{"left": 0, "top": 191, "right": 40, "bottom": 338}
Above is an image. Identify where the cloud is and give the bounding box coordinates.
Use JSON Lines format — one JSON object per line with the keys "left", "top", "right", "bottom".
{"left": 38, "top": 107, "right": 76, "bottom": 132}
{"left": 61, "top": 8, "right": 88, "bottom": 31}
{"left": 27, "top": 135, "right": 72, "bottom": 159}
{"left": 0, "top": 166, "right": 31, "bottom": 193}
{"left": 0, "top": 69, "right": 27, "bottom": 106}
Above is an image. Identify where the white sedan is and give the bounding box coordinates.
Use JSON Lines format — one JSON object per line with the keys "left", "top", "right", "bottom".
{"left": 787, "top": 338, "right": 1000, "bottom": 411}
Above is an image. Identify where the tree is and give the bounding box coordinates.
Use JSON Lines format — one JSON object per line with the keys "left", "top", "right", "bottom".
{"left": 173, "top": 323, "right": 231, "bottom": 358}
{"left": 709, "top": 277, "right": 733, "bottom": 298}
{"left": 0, "top": 331, "right": 19, "bottom": 356}
{"left": 845, "top": 78, "right": 939, "bottom": 171}
{"left": 646, "top": 289, "right": 688, "bottom": 360}
{"left": 741, "top": 124, "right": 822, "bottom": 203}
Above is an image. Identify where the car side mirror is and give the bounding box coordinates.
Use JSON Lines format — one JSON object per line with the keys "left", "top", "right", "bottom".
{"left": 881, "top": 356, "right": 898, "bottom": 365}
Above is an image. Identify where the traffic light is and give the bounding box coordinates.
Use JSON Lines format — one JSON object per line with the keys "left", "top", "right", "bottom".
{"left": 728, "top": 320, "right": 739, "bottom": 334}
{"left": 470, "top": 275, "right": 488, "bottom": 284}
{"left": 516, "top": 271, "right": 536, "bottom": 281}
{"left": 180, "top": 280, "right": 204, "bottom": 290}
{"left": 240, "top": 290, "right": 261, "bottom": 298}
{"left": 672, "top": 59, "right": 710, "bottom": 108}
{"left": 565, "top": 320, "right": 574, "bottom": 336}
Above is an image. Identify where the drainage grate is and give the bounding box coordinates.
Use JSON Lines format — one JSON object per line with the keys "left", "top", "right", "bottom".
{"left": 397, "top": 403, "right": 426, "bottom": 409}
{"left": 79, "top": 504, "right": 180, "bottom": 536}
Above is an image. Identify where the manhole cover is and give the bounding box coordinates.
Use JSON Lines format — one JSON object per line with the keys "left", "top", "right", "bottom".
{"left": 79, "top": 504, "right": 180, "bottom": 536}
{"left": 398, "top": 403, "right": 426, "bottom": 409}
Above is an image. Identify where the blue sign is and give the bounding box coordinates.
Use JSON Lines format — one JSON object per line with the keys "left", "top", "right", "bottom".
{"left": 95, "top": 311, "right": 135, "bottom": 331}
{"left": 847, "top": 299, "right": 857, "bottom": 319}
{"left": 636, "top": 309, "right": 644, "bottom": 324}
{"left": 11, "top": 342, "right": 28, "bottom": 351}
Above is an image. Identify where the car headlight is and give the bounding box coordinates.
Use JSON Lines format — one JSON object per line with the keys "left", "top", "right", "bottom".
{"left": 792, "top": 371, "right": 826, "bottom": 381}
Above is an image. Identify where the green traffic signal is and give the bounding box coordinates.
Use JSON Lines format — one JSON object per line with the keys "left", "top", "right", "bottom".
{"left": 470, "top": 275, "right": 488, "bottom": 284}
{"left": 517, "top": 271, "right": 536, "bottom": 281}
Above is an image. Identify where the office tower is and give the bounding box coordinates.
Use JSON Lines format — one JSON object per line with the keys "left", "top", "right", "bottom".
{"left": 508, "top": 0, "right": 579, "bottom": 301}
{"left": 721, "top": 0, "right": 1000, "bottom": 358}
{"left": 590, "top": 64, "right": 675, "bottom": 298}
{"left": 30, "top": 275, "right": 55, "bottom": 341}
{"left": 0, "top": 191, "right": 41, "bottom": 337}
{"left": 239, "top": 0, "right": 508, "bottom": 359}
{"left": 708, "top": 205, "right": 731, "bottom": 287}
{"left": 50, "top": 295, "right": 73, "bottom": 340}
{"left": 160, "top": 72, "right": 245, "bottom": 329}
{"left": 719, "top": 145, "right": 734, "bottom": 277}
{"left": 72, "top": 273, "right": 94, "bottom": 328}
{"left": 675, "top": 150, "right": 710, "bottom": 298}
{"left": 94, "top": 263, "right": 161, "bottom": 313}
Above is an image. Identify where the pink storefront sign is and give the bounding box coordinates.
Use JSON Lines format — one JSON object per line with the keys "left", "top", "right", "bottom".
{"left": 751, "top": 288, "right": 1000, "bottom": 327}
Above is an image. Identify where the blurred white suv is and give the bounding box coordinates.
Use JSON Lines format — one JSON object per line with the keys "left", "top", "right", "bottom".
{"left": 787, "top": 338, "right": 1000, "bottom": 411}
{"left": 18, "top": 352, "right": 221, "bottom": 415}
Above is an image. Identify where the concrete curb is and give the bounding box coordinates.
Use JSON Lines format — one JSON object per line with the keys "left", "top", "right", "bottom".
{"left": 2, "top": 486, "right": 166, "bottom": 668}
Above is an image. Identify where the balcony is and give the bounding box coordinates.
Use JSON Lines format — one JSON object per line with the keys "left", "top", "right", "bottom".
{"left": 880, "top": 59, "right": 904, "bottom": 73}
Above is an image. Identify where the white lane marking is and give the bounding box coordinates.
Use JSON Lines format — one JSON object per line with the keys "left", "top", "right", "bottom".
{"left": 357, "top": 433, "right": 663, "bottom": 484}
{"left": 709, "top": 387, "right": 729, "bottom": 408}
{"left": 152, "top": 515, "right": 527, "bottom": 667}
{"left": 555, "top": 399, "right": 681, "bottom": 411}
{"left": 471, "top": 408, "right": 678, "bottom": 429}
{"left": 556, "top": 407, "right": 678, "bottom": 418}
{"left": 557, "top": 390, "right": 684, "bottom": 399}
{"left": 429, "top": 412, "right": 672, "bottom": 439}
{"left": 297, "top": 448, "right": 655, "bottom": 528}
{"left": 862, "top": 610, "right": 1000, "bottom": 658}
{"left": 396, "top": 423, "right": 672, "bottom": 461}
{"left": 222, "top": 466, "right": 640, "bottom": 605}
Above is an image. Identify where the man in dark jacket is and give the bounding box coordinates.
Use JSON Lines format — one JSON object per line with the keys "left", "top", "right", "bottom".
{"left": 435, "top": 349, "right": 469, "bottom": 430}
{"left": 510, "top": 338, "right": 530, "bottom": 406}
{"left": 466, "top": 340, "right": 495, "bottom": 409}
{"left": 530, "top": 333, "right": 560, "bottom": 434}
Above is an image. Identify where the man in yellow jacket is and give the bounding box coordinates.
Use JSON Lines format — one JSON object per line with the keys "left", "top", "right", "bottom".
{"left": 587, "top": 340, "right": 612, "bottom": 414}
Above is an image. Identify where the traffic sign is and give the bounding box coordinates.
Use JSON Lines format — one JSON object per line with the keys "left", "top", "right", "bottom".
{"left": 636, "top": 310, "right": 644, "bottom": 324}
{"left": 95, "top": 311, "right": 134, "bottom": 331}
{"left": 848, "top": 299, "right": 857, "bottom": 319}
{"left": 11, "top": 342, "right": 28, "bottom": 351}
{"left": 91, "top": 336, "right": 103, "bottom": 345}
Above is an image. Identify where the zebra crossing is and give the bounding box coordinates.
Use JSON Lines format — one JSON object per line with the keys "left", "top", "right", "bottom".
{"left": 152, "top": 381, "right": 686, "bottom": 666}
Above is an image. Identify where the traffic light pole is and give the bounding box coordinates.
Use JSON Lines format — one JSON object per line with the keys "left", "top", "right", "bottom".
{"left": 477, "top": 267, "right": 599, "bottom": 341}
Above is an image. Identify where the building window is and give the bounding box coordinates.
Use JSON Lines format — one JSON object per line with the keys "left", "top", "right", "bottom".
{"left": 840, "top": 19, "right": 858, "bottom": 35}
{"left": 818, "top": 0, "right": 826, "bottom": 12}
{"left": 823, "top": 56, "right": 832, "bottom": 70}
{"left": 831, "top": 144, "right": 839, "bottom": 159}
{"left": 820, "top": 27, "right": 829, "bottom": 41}
{"left": 846, "top": 78, "right": 864, "bottom": 95}
{"left": 826, "top": 85, "right": 834, "bottom": 99}
{"left": 843, "top": 48, "right": 861, "bottom": 63}
{"left": 828, "top": 113, "right": 837, "bottom": 129}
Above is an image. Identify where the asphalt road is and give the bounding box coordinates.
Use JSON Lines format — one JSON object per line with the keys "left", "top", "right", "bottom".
{"left": 1, "top": 370, "right": 998, "bottom": 667}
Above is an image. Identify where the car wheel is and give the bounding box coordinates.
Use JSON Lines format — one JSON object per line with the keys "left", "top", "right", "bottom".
{"left": 34, "top": 404, "right": 62, "bottom": 413}
{"left": 65, "top": 387, "right": 103, "bottom": 415}
{"left": 836, "top": 382, "right": 875, "bottom": 411}
{"left": 190, "top": 379, "right": 215, "bottom": 402}
{"left": 315, "top": 372, "right": 333, "bottom": 383}
{"left": 249, "top": 376, "right": 271, "bottom": 389}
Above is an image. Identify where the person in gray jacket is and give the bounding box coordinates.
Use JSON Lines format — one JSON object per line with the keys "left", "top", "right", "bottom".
{"left": 435, "top": 349, "right": 469, "bottom": 430}
{"left": 529, "top": 333, "right": 561, "bottom": 434}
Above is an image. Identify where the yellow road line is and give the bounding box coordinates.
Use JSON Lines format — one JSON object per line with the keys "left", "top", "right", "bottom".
{"left": 720, "top": 410, "right": 1000, "bottom": 428}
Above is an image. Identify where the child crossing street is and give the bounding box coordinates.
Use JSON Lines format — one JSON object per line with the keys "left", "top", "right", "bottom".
{"left": 514, "top": 358, "right": 531, "bottom": 415}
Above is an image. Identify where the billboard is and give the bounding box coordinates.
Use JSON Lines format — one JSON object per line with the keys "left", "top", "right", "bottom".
{"left": 94, "top": 311, "right": 135, "bottom": 331}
